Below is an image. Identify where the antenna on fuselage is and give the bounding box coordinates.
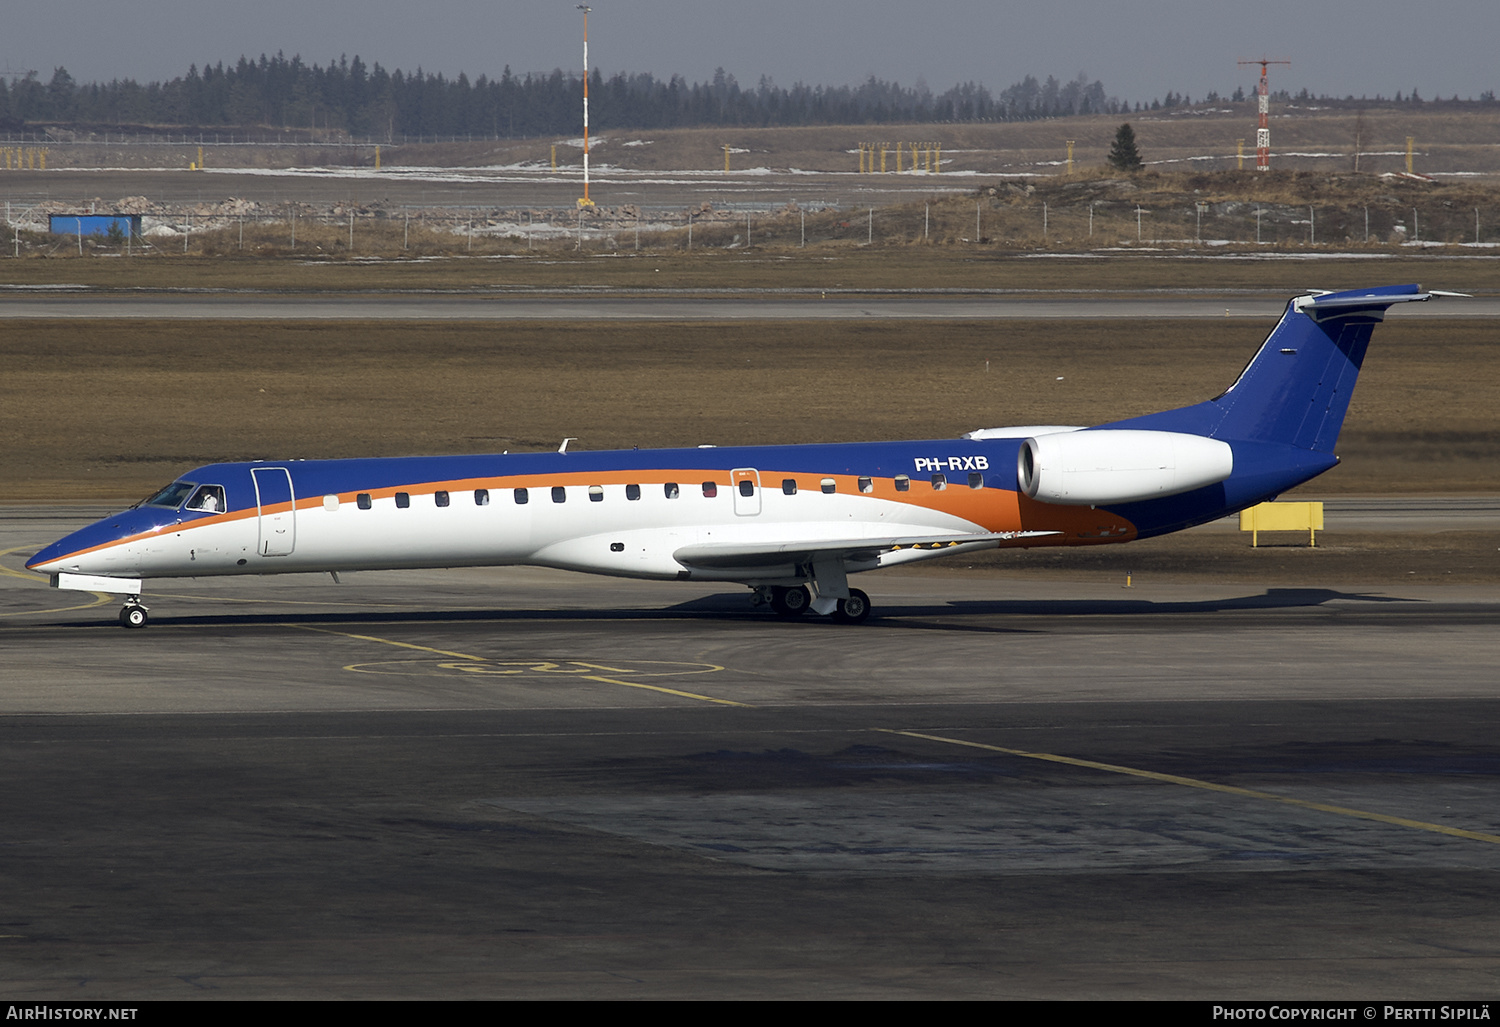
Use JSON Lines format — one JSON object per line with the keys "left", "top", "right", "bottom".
{"left": 558, "top": 437, "right": 578, "bottom": 454}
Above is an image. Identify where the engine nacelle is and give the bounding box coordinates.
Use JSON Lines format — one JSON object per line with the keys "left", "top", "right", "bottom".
{"left": 1018, "top": 429, "right": 1233, "bottom": 506}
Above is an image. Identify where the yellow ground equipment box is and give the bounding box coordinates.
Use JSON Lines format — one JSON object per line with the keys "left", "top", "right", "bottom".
{"left": 1239, "top": 501, "right": 1324, "bottom": 547}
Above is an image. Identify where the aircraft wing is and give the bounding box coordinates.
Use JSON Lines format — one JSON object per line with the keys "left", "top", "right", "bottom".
{"left": 673, "top": 531, "right": 1059, "bottom": 570}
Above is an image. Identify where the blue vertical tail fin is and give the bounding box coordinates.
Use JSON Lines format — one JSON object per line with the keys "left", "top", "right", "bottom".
{"left": 1112, "top": 285, "right": 1442, "bottom": 451}
{"left": 1210, "top": 284, "right": 1434, "bottom": 451}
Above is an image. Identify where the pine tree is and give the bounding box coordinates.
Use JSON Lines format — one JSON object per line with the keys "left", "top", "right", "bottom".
{"left": 1107, "top": 122, "right": 1143, "bottom": 171}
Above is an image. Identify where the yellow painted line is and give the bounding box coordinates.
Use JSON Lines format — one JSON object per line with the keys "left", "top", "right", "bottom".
{"left": 295, "top": 624, "right": 750, "bottom": 706}
{"left": 581, "top": 674, "right": 751, "bottom": 708}
{"left": 0, "top": 545, "right": 114, "bottom": 617}
{"left": 0, "top": 593, "right": 113, "bottom": 618}
{"left": 290, "top": 624, "right": 484, "bottom": 661}
{"left": 880, "top": 728, "right": 1500, "bottom": 847}
{"left": 0, "top": 546, "right": 47, "bottom": 582}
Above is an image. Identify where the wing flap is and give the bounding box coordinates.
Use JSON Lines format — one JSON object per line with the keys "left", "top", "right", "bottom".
{"left": 673, "top": 531, "right": 1059, "bottom": 570}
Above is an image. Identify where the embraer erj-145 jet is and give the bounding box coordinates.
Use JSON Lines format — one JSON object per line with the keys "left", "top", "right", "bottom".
{"left": 30, "top": 285, "right": 1452, "bottom": 628}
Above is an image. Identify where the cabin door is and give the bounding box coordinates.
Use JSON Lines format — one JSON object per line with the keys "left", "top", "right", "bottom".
{"left": 251, "top": 467, "right": 297, "bottom": 556}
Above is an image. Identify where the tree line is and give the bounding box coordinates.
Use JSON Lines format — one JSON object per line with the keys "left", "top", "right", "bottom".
{"left": 0, "top": 55, "right": 1126, "bottom": 137}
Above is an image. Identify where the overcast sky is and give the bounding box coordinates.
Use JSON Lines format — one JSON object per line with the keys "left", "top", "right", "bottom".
{"left": 7, "top": 1, "right": 1498, "bottom": 104}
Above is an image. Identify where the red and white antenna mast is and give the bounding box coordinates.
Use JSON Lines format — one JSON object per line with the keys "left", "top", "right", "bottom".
{"left": 577, "top": 5, "right": 595, "bottom": 208}
{"left": 1238, "top": 57, "right": 1290, "bottom": 171}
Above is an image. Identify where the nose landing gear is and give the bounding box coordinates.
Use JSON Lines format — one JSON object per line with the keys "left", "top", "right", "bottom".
{"left": 119, "top": 597, "right": 149, "bottom": 629}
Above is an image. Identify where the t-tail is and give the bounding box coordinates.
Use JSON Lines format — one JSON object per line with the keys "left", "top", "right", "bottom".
{"left": 1117, "top": 284, "right": 1446, "bottom": 450}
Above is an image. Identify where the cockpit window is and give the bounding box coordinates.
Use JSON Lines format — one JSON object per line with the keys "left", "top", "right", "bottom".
{"left": 142, "top": 481, "right": 197, "bottom": 508}
{"left": 186, "top": 485, "right": 226, "bottom": 513}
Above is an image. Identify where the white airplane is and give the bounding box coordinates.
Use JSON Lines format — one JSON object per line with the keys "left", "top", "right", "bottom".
{"left": 29, "top": 285, "right": 1448, "bottom": 628}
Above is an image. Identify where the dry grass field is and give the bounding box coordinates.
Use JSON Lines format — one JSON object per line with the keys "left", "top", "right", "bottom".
{"left": 2, "top": 245, "right": 1499, "bottom": 296}
{"left": 4, "top": 317, "right": 1495, "bottom": 505}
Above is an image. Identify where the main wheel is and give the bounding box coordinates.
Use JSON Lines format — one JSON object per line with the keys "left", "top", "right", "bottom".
{"left": 832, "top": 588, "right": 871, "bottom": 624}
{"left": 771, "top": 585, "right": 811, "bottom": 616}
{"left": 120, "top": 605, "right": 148, "bottom": 629}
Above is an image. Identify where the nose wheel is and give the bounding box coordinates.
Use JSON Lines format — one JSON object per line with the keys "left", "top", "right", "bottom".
{"left": 119, "top": 599, "right": 149, "bottom": 629}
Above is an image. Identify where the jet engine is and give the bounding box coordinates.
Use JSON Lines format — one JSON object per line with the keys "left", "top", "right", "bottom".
{"left": 1018, "top": 429, "right": 1233, "bottom": 506}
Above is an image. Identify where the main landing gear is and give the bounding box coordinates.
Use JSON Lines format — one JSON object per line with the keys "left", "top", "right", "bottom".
{"left": 119, "top": 597, "right": 149, "bottom": 629}
{"left": 761, "top": 585, "right": 871, "bottom": 624}
{"left": 768, "top": 584, "right": 811, "bottom": 616}
{"left": 832, "top": 588, "right": 870, "bottom": 624}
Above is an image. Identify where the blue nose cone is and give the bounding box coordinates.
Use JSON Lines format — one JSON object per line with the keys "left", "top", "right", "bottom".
{"left": 26, "top": 509, "right": 177, "bottom": 573}
{"left": 25, "top": 537, "right": 69, "bottom": 572}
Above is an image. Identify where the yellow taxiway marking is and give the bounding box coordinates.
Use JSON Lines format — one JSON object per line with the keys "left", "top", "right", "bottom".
{"left": 578, "top": 674, "right": 750, "bottom": 708}
{"left": 0, "top": 546, "right": 113, "bottom": 617}
{"left": 0, "top": 546, "right": 50, "bottom": 583}
{"left": 298, "top": 624, "right": 750, "bottom": 707}
{"left": 292, "top": 624, "right": 483, "bottom": 661}
{"left": 880, "top": 728, "right": 1500, "bottom": 847}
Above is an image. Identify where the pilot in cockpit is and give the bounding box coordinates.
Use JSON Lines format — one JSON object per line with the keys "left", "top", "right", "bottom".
{"left": 187, "top": 485, "right": 225, "bottom": 513}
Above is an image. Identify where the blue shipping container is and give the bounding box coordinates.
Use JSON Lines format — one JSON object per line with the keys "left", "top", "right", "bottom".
{"left": 49, "top": 214, "right": 142, "bottom": 238}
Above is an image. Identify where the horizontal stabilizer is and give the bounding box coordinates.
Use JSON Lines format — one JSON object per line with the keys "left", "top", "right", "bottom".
{"left": 674, "top": 531, "right": 1058, "bottom": 570}
{"left": 1292, "top": 286, "right": 1442, "bottom": 320}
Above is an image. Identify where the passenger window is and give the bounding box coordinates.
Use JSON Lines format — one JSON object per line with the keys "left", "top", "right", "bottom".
{"left": 930, "top": 474, "right": 947, "bottom": 491}
{"left": 894, "top": 475, "right": 910, "bottom": 492}
{"left": 664, "top": 482, "right": 680, "bottom": 499}
{"left": 589, "top": 485, "right": 604, "bottom": 502}
{"left": 552, "top": 486, "right": 567, "bottom": 503}
{"left": 626, "top": 484, "right": 641, "bottom": 501}
{"left": 702, "top": 481, "right": 718, "bottom": 498}
{"left": 782, "top": 479, "right": 797, "bottom": 495}
{"left": 186, "top": 485, "right": 226, "bottom": 513}
{"left": 738, "top": 480, "right": 755, "bottom": 497}
{"left": 514, "top": 487, "right": 529, "bottom": 505}
{"left": 858, "top": 477, "right": 873, "bottom": 494}
{"left": 475, "top": 489, "right": 490, "bottom": 506}
{"left": 434, "top": 490, "right": 450, "bottom": 507}
{"left": 968, "top": 472, "right": 984, "bottom": 490}
{"left": 395, "top": 492, "right": 410, "bottom": 508}
{"left": 357, "top": 493, "right": 372, "bottom": 510}
{"left": 820, "top": 478, "right": 836, "bottom": 494}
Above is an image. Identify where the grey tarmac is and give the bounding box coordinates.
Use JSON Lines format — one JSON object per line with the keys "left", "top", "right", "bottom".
{"left": 2, "top": 510, "right": 1499, "bottom": 998}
